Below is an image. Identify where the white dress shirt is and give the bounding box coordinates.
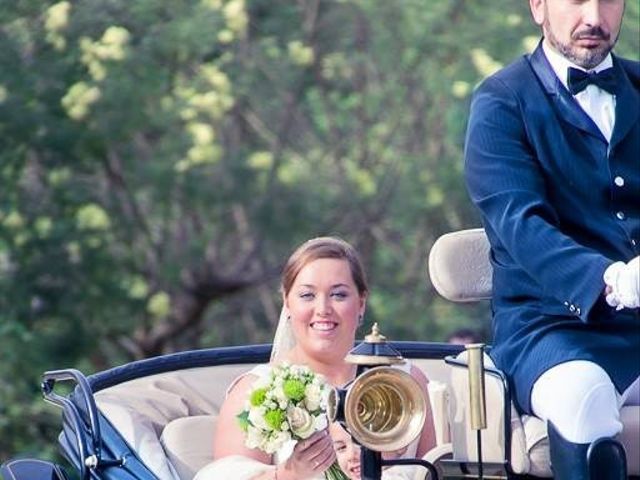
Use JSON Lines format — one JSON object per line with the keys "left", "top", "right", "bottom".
{"left": 542, "top": 42, "right": 616, "bottom": 142}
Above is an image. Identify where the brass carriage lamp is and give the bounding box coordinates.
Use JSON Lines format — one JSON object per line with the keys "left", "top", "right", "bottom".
{"left": 327, "top": 323, "right": 439, "bottom": 480}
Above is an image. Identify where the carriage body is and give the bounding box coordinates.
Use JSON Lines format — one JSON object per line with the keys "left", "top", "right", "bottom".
{"left": 4, "top": 332, "right": 639, "bottom": 480}
{"left": 2, "top": 341, "right": 464, "bottom": 480}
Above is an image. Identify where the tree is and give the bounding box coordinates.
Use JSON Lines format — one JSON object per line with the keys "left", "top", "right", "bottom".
{"left": 0, "top": 0, "right": 638, "bottom": 460}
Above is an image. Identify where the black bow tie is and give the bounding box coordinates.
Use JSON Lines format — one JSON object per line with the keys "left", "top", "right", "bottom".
{"left": 567, "top": 67, "right": 617, "bottom": 95}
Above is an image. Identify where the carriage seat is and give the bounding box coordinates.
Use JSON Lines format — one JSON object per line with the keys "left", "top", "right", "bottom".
{"left": 428, "top": 228, "right": 640, "bottom": 477}
{"left": 95, "top": 364, "right": 255, "bottom": 480}
{"left": 95, "top": 356, "right": 453, "bottom": 480}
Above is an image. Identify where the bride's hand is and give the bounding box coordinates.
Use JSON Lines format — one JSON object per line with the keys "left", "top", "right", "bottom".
{"left": 280, "top": 429, "right": 336, "bottom": 479}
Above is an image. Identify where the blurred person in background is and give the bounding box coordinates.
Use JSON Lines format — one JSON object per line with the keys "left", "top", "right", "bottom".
{"left": 445, "top": 328, "right": 482, "bottom": 345}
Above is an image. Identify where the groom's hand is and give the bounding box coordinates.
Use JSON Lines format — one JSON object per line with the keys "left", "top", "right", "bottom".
{"left": 604, "top": 256, "right": 640, "bottom": 310}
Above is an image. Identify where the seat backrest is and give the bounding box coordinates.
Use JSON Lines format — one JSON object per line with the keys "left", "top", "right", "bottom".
{"left": 428, "top": 228, "right": 492, "bottom": 302}
{"left": 95, "top": 363, "right": 258, "bottom": 480}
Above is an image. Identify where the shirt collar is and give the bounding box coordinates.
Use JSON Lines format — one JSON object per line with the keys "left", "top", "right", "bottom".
{"left": 541, "top": 39, "right": 613, "bottom": 92}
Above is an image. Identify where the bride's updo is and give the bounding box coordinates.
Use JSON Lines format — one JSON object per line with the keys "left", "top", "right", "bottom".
{"left": 280, "top": 237, "right": 369, "bottom": 298}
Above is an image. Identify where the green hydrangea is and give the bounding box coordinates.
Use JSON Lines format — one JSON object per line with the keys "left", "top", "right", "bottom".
{"left": 250, "top": 387, "right": 267, "bottom": 406}
{"left": 264, "top": 409, "right": 285, "bottom": 430}
{"left": 283, "top": 378, "right": 306, "bottom": 402}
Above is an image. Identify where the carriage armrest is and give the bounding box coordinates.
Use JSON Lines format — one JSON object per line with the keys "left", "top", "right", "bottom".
{"left": 161, "top": 415, "right": 217, "bottom": 480}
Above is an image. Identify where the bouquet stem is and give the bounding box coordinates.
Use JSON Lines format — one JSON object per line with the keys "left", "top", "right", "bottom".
{"left": 325, "top": 460, "right": 349, "bottom": 480}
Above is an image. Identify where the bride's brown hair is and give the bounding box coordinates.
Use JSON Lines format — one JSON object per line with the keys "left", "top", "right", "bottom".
{"left": 281, "top": 237, "right": 368, "bottom": 298}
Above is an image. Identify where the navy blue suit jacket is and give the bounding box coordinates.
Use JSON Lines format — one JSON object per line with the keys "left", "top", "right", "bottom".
{"left": 464, "top": 43, "right": 640, "bottom": 414}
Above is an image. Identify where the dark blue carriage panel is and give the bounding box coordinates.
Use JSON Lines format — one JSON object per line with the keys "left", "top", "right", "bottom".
{"left": 45, "top": 345, "right": 273, "bottom": 478}
{"left": 0, "top": 459, "right": 69, "bottom": 480}
{"left": 42, "top": 369, "right": 152, "bottom": 480}
{"left": 57, "top": 406, "right": 159, "bottom": 480}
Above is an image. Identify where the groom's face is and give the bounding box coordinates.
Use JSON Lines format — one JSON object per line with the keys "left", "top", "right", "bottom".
{"left": 530, "top": 0, "right": 624, "bottom": 69}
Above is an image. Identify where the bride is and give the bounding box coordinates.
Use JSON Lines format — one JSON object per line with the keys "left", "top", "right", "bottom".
{"left": 196, "top": 237, "right": 436, "bottom": 480}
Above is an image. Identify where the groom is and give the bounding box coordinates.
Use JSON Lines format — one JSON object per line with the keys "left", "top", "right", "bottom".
{"left": 464, "top": 0, "right": 639, "bottom": 478}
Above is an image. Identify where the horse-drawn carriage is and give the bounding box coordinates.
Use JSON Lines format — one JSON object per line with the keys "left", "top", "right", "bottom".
{"left": 2, "top": 230, "right": 638, "bottom": 480}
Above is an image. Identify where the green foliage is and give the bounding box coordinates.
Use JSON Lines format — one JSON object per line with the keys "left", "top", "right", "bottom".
{"left": 236, "top": 410, "right": 250, "bottom": 432}
{"left": 0, "top": 0, "right": 638, "bottom": 463}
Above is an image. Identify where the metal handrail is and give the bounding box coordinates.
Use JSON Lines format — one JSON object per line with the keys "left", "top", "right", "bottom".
{"left": 42, "top": 369, "right": 102, "bottom": 459}
{"left": 55, "top": 395, "right": 90, "bottom": 480}
{"left": 41, "top": 368, "right": 126, "bottom": 476}
{"left": 382, "top": 457, "right": 439, "bottom": 480}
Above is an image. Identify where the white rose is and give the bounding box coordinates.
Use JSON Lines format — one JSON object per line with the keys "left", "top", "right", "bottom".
{"left": 264, "top": 432, "right": 288, "bottom": 454}
{"left": 314, "top": 413, "right": 328, "bottom": 431}
{"left": 304, "top": 383, "right": 322, "bottom": 411}
{"left": 248, "top": 406, "right": 270, "bottom": 431}
{"left": 245, "top": 425, "right": 262, "bottom": 449}
{"left": 286, "top": 405, "right": 316, "bottom": 439}
{"left": 273, "top": 384, "right": 288, "bottom": 405}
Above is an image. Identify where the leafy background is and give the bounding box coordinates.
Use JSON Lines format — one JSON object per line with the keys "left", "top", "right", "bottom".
{"left": 0, "top": 0, "right": 638, "bottom": 462}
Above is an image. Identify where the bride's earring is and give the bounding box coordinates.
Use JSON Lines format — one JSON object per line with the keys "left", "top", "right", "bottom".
{"left": 358, "top": 314, "right": 363, "bottom": 327}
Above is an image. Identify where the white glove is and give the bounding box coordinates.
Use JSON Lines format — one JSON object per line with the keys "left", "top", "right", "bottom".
{"left": 603, "top": 256, "right": 640, "bottom": 310}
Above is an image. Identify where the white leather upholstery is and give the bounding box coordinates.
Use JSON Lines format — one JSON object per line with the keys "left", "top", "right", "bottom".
{"left": 95, "top": 364, "right": 256, "bottom": 480}
{"left": 96, "top": 358, "right": 454, "bottom": 480}
{"left": 428, "top": 228, "right": 492, "bottom": 302}
{"left": 161, "top": 415, "right": 217, "bottom": 480}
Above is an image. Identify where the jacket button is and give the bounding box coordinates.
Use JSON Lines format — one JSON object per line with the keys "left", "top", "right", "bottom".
{"left": 569, "top": 305, "right": 576, "bottom": 312}
{"left": 616, "top": 211, "right": 625, "bottom": 220}
{"left": 614, "top": 176, "right": 625, "bottom": 187}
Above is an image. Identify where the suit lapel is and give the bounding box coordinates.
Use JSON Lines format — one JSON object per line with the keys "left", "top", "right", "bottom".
{"left": 528, "top": 44, "right": 606, "bottom": 143}
{"left": 610, "top": 55, "right": 640, "bottom": 150}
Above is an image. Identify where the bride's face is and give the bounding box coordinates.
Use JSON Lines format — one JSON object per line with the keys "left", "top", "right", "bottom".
{"left": 285, "top": 258, "right": 365, "bottom": 359}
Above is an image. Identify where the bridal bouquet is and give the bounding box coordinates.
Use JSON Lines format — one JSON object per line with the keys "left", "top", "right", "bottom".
{"left": 237, "top": 363, "right": 348, "bottom": 480}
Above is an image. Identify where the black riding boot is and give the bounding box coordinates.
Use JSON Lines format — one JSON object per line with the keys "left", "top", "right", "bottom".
{"left": 547, "top": 421, "right": 627, "bottom": 480}
{"left": 588, "top": 436, "right": 628, "bottom": 480}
